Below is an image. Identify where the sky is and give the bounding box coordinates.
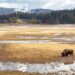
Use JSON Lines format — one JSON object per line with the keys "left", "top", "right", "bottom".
{"left": 0, "top": 0, "right": 75, "bottom": 11}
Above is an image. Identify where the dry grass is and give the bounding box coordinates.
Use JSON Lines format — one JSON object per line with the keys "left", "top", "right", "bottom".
{"left": 0, "top": 71, "right": 66, "bottom": 75}
{"left": 0, "top": 25, "right": 75, "bottom": 63}
{"left": 0, "top": 43, "right": 75, "bottom": 63}
{"left": 0, "top": 25, "right": 75, "bottom": 40}
{"left": 0, "top": 71, "right": 42, "bottom": 75}
{"left": 0, "top": 25, "right": 75, "bottom": 74}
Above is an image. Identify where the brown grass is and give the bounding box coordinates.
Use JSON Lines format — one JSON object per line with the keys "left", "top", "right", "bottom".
{"left": 0, "top": 71, "right": 42, "bottom": 75}
{"left": 0, "top": 25, "right": 75, "bottom": 40}
{"left": 0, "top": 43, "right": 75, "bottom": 63}
{"left": 0, "top": 25, "right": 75, "bottom": 63}
{"left": 0, "top": 71, "right": 65, "bottom": 75}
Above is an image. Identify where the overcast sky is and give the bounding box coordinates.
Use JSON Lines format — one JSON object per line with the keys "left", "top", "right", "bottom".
{"left": 0, "top": 0, "right": 75, "bottom": 10}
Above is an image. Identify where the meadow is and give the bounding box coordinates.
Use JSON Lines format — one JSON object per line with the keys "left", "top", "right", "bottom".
{"left": 0, "top": 25, "right": 75, "bottom": 63}
{"left": 0, "top": 24, "right": 75, "bottom": 75}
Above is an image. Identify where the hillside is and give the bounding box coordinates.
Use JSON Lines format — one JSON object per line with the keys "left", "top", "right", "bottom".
{"left": 0, "top": 9, "right": 75, "bottom": 24}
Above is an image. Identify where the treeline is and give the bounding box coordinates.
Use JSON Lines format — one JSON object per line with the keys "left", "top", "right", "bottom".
{"left": 0, "top": 9, "right": 75, "bottom": 24}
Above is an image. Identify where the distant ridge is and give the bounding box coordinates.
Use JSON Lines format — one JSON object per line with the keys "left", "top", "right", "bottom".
{"left": 0, "top": 8, "right": 52, "bottom": 15}
{"left": 0, "top": 8, "right": 15, "bottom": 15}
{"left": 0, "top": 8, "right": 27, "bottom": 15}
{"left": 30, "top": 9, "right": 52, "bottom": 14}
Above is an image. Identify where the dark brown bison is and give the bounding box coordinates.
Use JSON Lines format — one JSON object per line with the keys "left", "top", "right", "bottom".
{"left": 62, "top": 49, "right": 74, "bottom": 57}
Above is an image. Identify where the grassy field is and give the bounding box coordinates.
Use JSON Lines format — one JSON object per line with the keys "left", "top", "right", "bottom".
{"left": 0, "top": 43, "right": 75, "bottom": 63}
{"left": 0, "top": 25, "right": 75, "bottom": 63}
{"left": 0, "top": 25, "right": 75, "bottom": 40}
{"left": 0, "top": 25, "right": 75, "bottom": 75}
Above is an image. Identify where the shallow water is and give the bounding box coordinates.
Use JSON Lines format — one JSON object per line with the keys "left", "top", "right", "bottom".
{"left": 0, "top": 40, "right": 73, "bottom": 44}
{"left": 16, "top": 35, "right": 75, "bottom": 43}
{"left": 0, "top": 40, "right": 52, "bottom": 44}
{"left": 0, "top": 62, "right": 75, "bottom": 74}
{"left": 0, "top": 37, "right": 75, "bottom": 44}
{"left": 16, "top": 36, "right": 49, "bottom": 39}
{"left": 50, "top": 37, "right": 75, "bottom": 41}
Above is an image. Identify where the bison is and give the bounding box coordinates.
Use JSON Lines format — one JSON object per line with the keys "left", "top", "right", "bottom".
{"left": 62, "top": 49, "right": 74, "bottom": 57}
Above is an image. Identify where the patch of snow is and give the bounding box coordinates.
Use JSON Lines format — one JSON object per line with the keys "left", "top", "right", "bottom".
{"left": 0, "top": 62, "right": 75, "bottom": 74}
{"left": 17, "top": 63, "right": 27, "bottom": 72}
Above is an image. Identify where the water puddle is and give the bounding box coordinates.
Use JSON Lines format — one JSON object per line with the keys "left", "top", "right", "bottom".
{"left": 16, "top": 35, "right": 75, "bottom": 42}
{"left": 0, "top": 40, "right": 73, "bottom": 44}
{"left": 0, "top": 40, "right": 59, "bottom": 44}
{"left": 49, "top": 37, "right": 75, "bottom": 41}
{"left": 16, "top": 36, "right": 49, "bottom": 39}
